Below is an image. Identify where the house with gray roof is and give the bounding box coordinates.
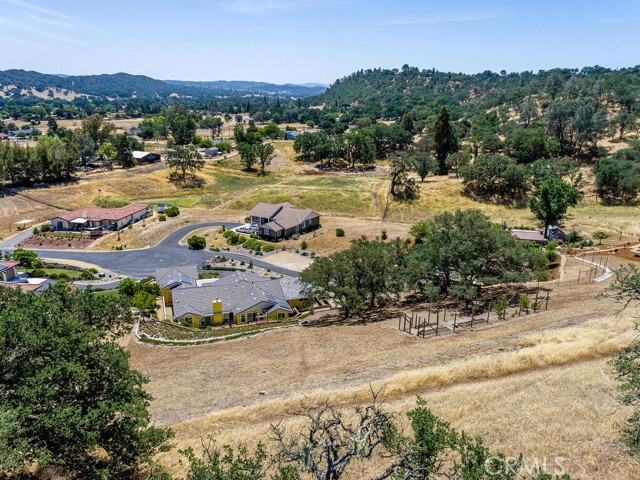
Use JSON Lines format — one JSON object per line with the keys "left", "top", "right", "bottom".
{"left": 156, "top": 265, "right": 199, "bottom": 306}
{"left": 248, "top": 202, "right": 320, "bottom": 240}
{"left": 168, "top": 270, "right": 299, "bottom": 328}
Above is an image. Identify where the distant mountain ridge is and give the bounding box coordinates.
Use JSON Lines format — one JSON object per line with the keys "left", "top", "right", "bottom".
{"left": 164, "top": 79, "right": 327, "bottom": 97}
{"left": 0, "top": 69, "right": 326, "bottom": 101}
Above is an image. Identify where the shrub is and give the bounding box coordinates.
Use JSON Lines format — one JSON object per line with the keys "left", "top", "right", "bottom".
{"left": 291, "top": 234, "right": 300, "bottom": 240}
{"left": 80, "top": 269, "right": 96, "bottom": 280}
{"left": 187, "top": 235, "right": 206, "bottom": 250}
{"left": 58, "top": 272, "right": 69, "bottom": 279}
{"left": 158, "top": 214, "right": 167, "bottom": 221}
{"left": 31, "top": 268, "right": 46, "bottom": 277}
{"left": 48, "top": 272, "right": 58, "bottom": 279}
{"left": 32, "top": 227, "right": 39, "bottom": 234}
{"left": 335, "top": 228, "right": 345, "bottom": 237}
{"left": 243, "top": 238, "right": 262, "bottom": 251}
{"left": 301, "top": 240, "right": 308, "bottom": 250}
{"left": 40, "top": 224, "right": 52, "bottom": 232}
{"left": 165, "top": 206, "right": 180, "bottom": 217}
{"left": 381, "top": 229, "right": 388, "bottom": 240}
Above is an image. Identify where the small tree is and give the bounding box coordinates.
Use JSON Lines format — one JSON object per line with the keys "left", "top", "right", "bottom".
{"left": 255, "top": 142, "right": 275, "bottom": 175}
{"left": 529, "top": 177, "right": 581, "bottom": 238}
{"left": 12, "top": 248, "right": 42, "bottom": 269}
{"left": 445, "top": 151, "right": 472, "bottom": 177}
{"left": 188, "top": 235, "right": 206, "bottom": 250}
{"left": 166, "top": 145, "right": 204, "bottom": 183}
{"left": 411, "top": 151, "right": 437, "bottom": 182}
{"left": 493, "top": 295, "right": 508, "bottom": 320}
{"left": 238, "top": 142, "right": 258, "bottom": 171}
{"left": 592, "top": 231, "right": 610, "bottom": 245}
{"left": 165, "top": 206, "right": 180, "bottom": 217}
{"left": 433, "top": 106, "right": 459, "bottom": 174}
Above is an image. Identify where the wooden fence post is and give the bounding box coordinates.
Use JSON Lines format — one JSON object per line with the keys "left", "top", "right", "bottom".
{"left": 487, "top": 302, "right": 491, "bottom": 323}
{"left": 545, "top": 294, "right": 550, "bottom": 310}
{"left": 435, "top": 311, "right": 440, "bottom": 335}
{"left": 471, "top": 306, "right": 475, "bottom": 328}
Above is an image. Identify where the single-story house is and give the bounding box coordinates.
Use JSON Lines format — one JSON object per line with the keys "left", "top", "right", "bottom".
{"left": 0, "top": 133, "right": 9, "bottom": 141}
{"left": 204, "top": 147, "right": 220, "bottom": 157}
{"left": 0, "top": 261, "right": 46, "bottom": 293}
{"left": 0, "top": 282, "right": 45, "bottom": 293}
{"left": 284, "top": 131, "right": 301, "bottom": 141}
{"left": 169, "top": 271, "right": 299, "bottom": 328}
{"left": 511, "top": 229, "right": 545, "bottom": 244}
{"left": 132, "top": 151, "right": 161, "bottom": 163}
{"left": 0, "top": 261, "right": 20, "bottom": 282}
{"left": 249, "top": 202, "right": 320, "bottom": 240}
{"left": 50, "top": 203, "right": 150, "bottom": 232}
{"left": 547, "top": 226, "right": 567, "bottom": 242}
{"left": 156, "top": 265, "right": 199, "bottom": 307}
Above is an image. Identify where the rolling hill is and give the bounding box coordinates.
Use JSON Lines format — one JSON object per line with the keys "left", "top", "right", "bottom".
{"left": 0, "top": 69, "right": 326, "bottom": 101}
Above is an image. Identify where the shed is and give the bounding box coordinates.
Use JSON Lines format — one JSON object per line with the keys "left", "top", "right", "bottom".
{"left": 204, "top": 147, "right": 220, "bottom": 158}
{"left": 511, "top": 229, "right": 545, "bottom": 244}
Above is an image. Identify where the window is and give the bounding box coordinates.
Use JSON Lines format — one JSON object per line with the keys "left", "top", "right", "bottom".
{"left": 277, "top": 312, "right": 286, "bottom": 320}
{"left": 264, "top": 228, "right": 271, "bottom": 235}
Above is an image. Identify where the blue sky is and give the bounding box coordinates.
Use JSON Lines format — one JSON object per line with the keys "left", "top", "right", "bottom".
{"left": 0, "top": 0, "right": 638, "bottom": 85}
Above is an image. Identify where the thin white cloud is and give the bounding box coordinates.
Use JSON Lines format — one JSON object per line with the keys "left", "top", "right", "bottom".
{"left": 0, "top": 0, "right": 116, "bottom": 38}
{"left": 388, "top": 13, "right": 499, "bottom": 25}
{"left": 227, "top": 0, "right": 326, "bottom": 13}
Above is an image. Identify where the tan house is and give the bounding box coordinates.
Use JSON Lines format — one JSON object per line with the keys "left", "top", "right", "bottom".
{"left": 249, "top": 202, "right": 320, "bottom": 239}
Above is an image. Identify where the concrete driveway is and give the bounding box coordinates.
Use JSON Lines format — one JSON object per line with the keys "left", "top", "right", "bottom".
{"left": 0, "top": 222, "right": 301, "bottom": 279}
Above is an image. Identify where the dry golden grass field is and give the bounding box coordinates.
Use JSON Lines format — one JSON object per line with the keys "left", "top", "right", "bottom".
{"left": 3, "top": 139, "right": 639, "bottom": 249}
{"left": 127, "top": 254, "right": 640, "bottom": 479}
{"left": 3, "top": 131, "right": 640, "bottom": 478}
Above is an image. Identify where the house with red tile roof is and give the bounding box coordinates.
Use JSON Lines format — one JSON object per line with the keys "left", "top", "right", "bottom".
{"left": 50, "top": 204, "right": 150, "bottom": 232}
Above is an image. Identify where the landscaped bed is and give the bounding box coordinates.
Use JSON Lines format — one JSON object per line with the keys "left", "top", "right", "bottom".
{"left": 137, "top": 318, "right": 298, "bottom": 345}
{"left": 17, "top": 233, "right": 95, "bottom": 250}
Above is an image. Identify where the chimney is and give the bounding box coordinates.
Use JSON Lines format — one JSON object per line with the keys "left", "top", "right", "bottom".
{"left": 83, "top": 211, "right": 88, "bottom": 219}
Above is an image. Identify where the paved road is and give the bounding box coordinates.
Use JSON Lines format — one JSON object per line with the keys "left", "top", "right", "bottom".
{"left": 0, "top": 222, "right": 301, "bottom": 279}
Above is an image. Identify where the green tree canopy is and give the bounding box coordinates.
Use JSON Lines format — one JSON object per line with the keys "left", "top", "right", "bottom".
{"left": 433, "top": 106, "right": 459, "bottom": 174}
{"left": 528, "top": 177, "right": 581, "bottom": 237}
{"left": 0, "top": 284, "right": 172, "bottom": 478}
{"left": 408, "top": 209, "right": 546, "bottom": 301}
{"left": 166, "top": 144, "right": 204, "bottom": 182}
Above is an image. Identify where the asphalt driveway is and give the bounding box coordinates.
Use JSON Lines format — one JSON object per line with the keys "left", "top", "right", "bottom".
{"left": 0, "top": 222, "right": 301, "bottom": 279}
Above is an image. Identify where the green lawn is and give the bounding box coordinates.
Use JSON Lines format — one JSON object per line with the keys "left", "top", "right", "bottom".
{"left": 25, "top": 268, "right": 84, "bottom": 279}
